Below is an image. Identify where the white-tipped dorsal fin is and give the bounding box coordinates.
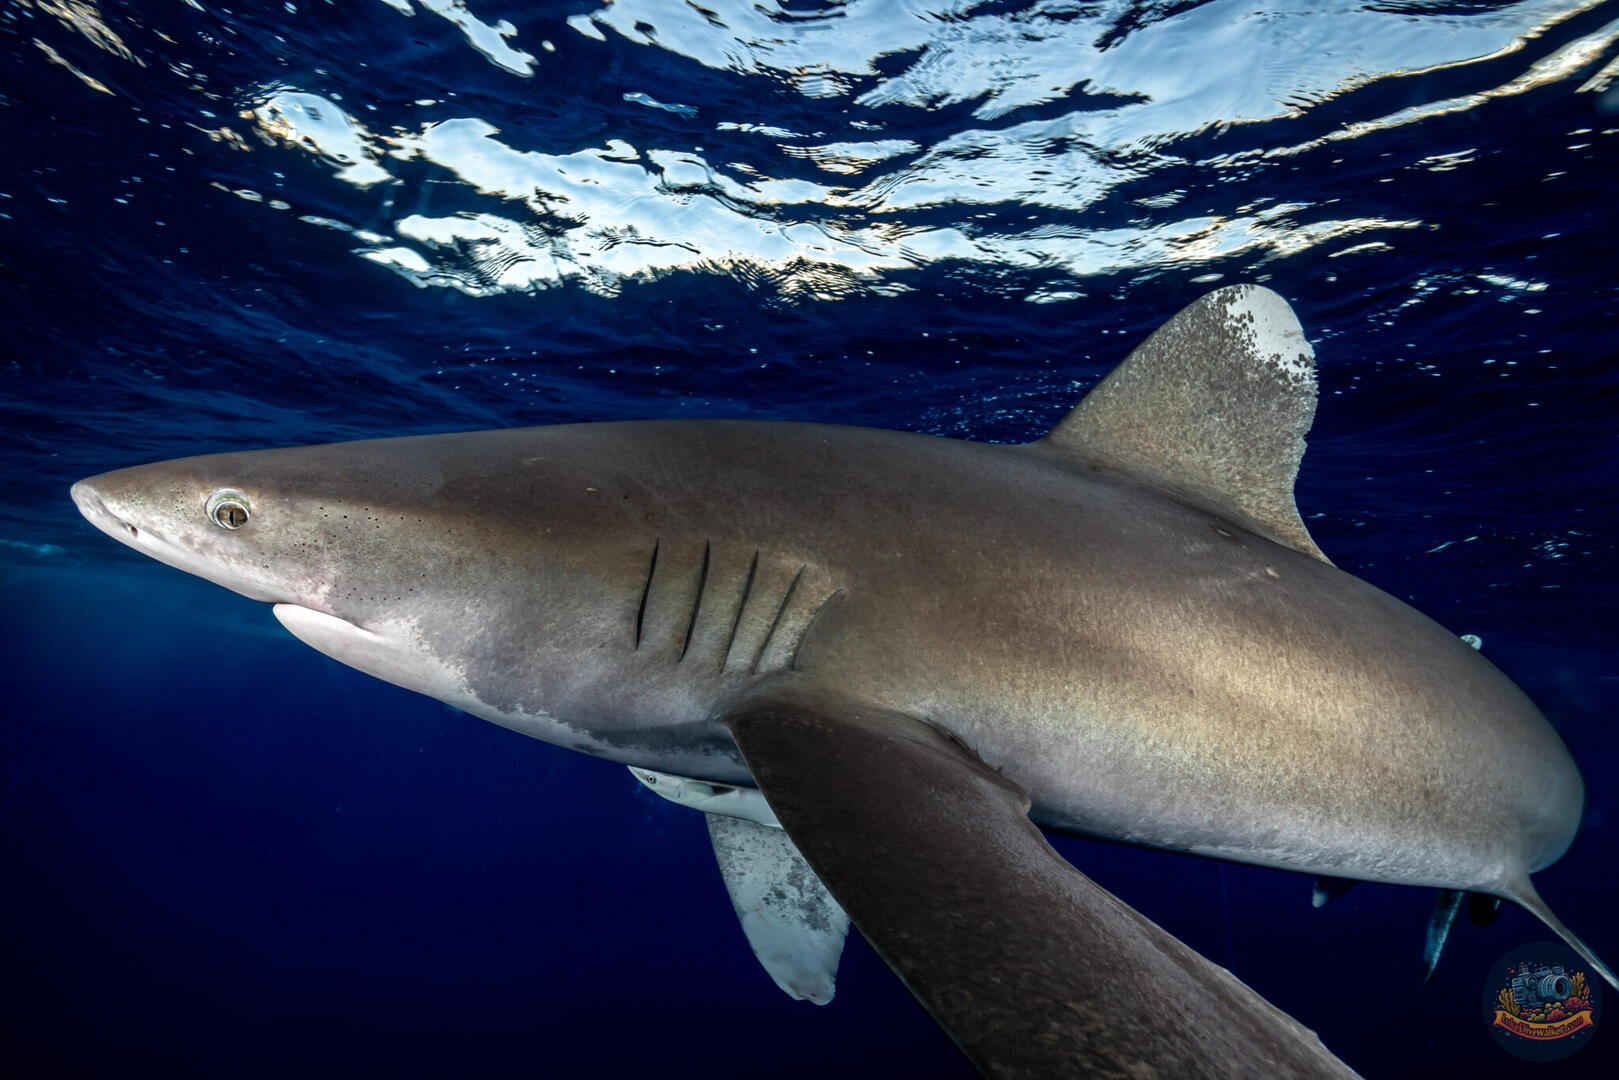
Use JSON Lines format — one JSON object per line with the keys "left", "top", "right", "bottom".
{"left": 1038, "top": 285, "right": 1330, "bottom": 564}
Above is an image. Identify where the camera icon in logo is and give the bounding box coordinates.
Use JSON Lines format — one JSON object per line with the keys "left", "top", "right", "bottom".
{"left": 1510, "top": 962, "right": 1574, "bottom": 1011}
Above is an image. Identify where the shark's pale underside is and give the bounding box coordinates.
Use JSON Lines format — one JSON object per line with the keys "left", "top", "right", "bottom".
{"left": 72, "top": 287, "right": 1610, "bottom": 1078}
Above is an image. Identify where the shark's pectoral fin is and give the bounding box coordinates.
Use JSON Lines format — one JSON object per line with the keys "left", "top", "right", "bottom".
{"left": 724, "top": 696, "right": 1358, "bottom": 1079}
{"left": 706, "top": 813, "right": 849, "bottom": 1005}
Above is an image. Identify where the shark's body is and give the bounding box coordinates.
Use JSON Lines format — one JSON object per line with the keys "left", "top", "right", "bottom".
{"left": 72, "top": 287, "right": 1607, "bottom": 1078}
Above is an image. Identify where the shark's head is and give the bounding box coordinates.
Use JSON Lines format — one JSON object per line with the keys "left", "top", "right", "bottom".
{"left": 69, "top": 435, "right": 489, "bottom": 612}
{"left": 72, "top": 437, "right": 489, "bottom": 707}
{"left": 70, "top": 429, "right": 674, "bottom": 754}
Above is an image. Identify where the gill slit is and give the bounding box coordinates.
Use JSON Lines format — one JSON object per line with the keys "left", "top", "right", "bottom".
{"left": 680, "top": 540, "right": 711, "bottom": 662}
{"left": 792, "top": 588, "right": 845, "bottom": 672}
{"left": 722, "top": 549, "right": 760, "bottom": 672}
{"left": 752, "top": 564, "right": 806, "bottom": 675}
{"left": 634, "top": 538, "right": 659, "bottom": 650}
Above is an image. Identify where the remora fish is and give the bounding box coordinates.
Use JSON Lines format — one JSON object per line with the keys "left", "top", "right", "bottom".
{"left": 71, "top": 287, "right": 1608, "bottom": 1078}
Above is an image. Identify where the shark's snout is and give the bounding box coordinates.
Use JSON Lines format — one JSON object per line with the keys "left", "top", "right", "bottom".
{"left": 72, "top": 465, "right": 342, "bottom": 609}
{"left": 70, "top": 471, "right": 237, "bottom": 591}
{"left": 69, "top": 478, "right": 101, "bottom": 521}
{"left": 71, "top": 477, "right": 140, "bottom": 543}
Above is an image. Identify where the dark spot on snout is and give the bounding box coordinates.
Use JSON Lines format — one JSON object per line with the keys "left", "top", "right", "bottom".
{"left": 126, "top": 524, "right": 138, "bottom": 539}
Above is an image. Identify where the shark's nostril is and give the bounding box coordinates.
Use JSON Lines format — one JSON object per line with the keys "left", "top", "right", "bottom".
{"left": 127, "top": 523, "right": 138, "bottom": 539}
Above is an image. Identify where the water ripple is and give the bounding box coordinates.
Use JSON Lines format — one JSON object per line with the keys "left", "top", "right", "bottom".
{"left": 80, "top": 0, "right": 1605, "bottom": 300}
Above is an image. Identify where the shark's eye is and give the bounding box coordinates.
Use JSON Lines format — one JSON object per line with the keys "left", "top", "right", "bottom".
{"left": 206, "top": 490, "right": 251, "bottom": 530}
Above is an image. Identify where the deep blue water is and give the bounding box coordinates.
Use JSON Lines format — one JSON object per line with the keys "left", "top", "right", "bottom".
{"left": 3, "top": 1, "right": 1617, "bottom": 1076}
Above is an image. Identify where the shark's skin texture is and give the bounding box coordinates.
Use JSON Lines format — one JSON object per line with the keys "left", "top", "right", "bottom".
{"left": 70, "top": 402, "right": 1583, "bottom": 897}
{"left": 70, "top": 286, "right": 1606, "bottom": 1073}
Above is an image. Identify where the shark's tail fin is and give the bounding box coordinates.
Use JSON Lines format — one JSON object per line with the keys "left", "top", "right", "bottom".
{"left": 1502, "top": 875, "right": 1617, "bottom": 990}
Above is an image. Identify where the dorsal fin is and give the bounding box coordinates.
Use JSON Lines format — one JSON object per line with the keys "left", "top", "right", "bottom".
{"left": 1037, "top": 285, "right": 1330, "bottom": 564}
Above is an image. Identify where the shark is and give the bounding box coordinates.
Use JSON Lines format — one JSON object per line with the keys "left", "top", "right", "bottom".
{"left": 71, "top": 286, "right": 1610, "bottom": 1078}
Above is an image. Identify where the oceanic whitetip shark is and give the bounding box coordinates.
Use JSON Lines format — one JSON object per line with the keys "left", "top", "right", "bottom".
{"left": 72, "top": 287, "right": 1610, "bottom": 1078}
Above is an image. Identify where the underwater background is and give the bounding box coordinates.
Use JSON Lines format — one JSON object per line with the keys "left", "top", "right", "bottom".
{"left": 2, "top": 0, "right": 1616, "bottom": 1076}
